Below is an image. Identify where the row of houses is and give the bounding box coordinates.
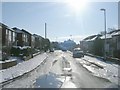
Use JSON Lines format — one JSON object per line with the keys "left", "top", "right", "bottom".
{"left": 80, "top": 29, "right": 120, "bottom": 59}
{"left": 0, "top": 23, "right": 50, "bottom": 61}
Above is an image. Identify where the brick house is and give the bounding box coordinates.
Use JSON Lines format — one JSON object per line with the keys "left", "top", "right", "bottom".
{"left": 12, "top": 27, "right": 32, "bottom": 47}
{"left": 33, "top": 34, "right": 44, "bottom": 50}
{"left": 80, "top": 29, "right": 120, "bottom": 59}
{"left": 111, "top": 30, "right": 120, "bottom": 58}
{"left": 0, "top": 23, "right": 16, "bottom": 60}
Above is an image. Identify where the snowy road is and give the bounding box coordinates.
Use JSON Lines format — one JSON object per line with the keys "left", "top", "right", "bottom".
{"left": 63, "top": 52, "right": 118, "bottom": 88}
{"left": 1, "top": 50, "right": 119, "bottom": 88}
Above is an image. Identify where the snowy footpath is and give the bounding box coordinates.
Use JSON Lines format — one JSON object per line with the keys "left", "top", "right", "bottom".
{"left": 0, "top": 53, "right": 48, "bottom": 84}
{"left": 76, "top": 55, "right": 120, "bottom": 86}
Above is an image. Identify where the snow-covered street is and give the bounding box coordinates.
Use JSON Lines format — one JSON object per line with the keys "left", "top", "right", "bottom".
{"left": 1, "top": 50, "right": 119, "bottom": 88}
{"left": 76, "top": 55, "right": 120, "bottom": 86}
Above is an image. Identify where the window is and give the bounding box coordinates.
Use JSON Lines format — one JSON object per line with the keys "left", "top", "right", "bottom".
{"left": 9, "top": 30, "right": 12, "bottom": 42}
{"left": 13, "top": 32, "right": 15, "bottom": 42}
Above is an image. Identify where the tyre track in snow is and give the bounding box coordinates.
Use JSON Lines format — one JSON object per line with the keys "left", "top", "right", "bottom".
{"left": 62, "top": 52, "right": 118, "bottom": 88}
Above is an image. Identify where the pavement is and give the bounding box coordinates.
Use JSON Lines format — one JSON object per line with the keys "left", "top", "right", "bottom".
{"left": 1, "top": 50, "right": 119, "bottom": 88}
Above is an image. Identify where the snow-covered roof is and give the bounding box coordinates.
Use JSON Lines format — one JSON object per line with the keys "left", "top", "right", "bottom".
{"left": 12, "top": 27, "right": 23, "bottom": 33}
{"left": 112, "top": 30, "right": 120, "bottom": 36}
{"left": 84, "top": 35, "right": 102, "bottom": 41}
{"left": 33, "top": 34, "right": 44, "bottom": 39}
{"left": 101, "top": 30, "right": 120, "bottom": 39}
{"left": 83, "top": 35, "right": 97, "bottom": 41}
{"left": 22, "top": 29, "right": 31, "bottom": 35}
{"left": 82, "top": 30, "right": 120, "bottom": 41}
{"left": 89, "top": 36, "right": 98, "bottom": 41}
{"left": 101, "top": 34, "right": 112, "bottom": 39}
{"left": 0, "top": 23, "right": 14, "bottom": 32}
{"left": 15, "top": 30, "right": 23, "bottom": 33}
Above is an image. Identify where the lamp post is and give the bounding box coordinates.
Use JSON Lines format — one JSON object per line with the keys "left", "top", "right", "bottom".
{"left": 100, "top": 8, "right": 107, "bottom": 60}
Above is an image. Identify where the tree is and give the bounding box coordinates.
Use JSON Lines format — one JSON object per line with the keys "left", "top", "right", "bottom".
{"left": 42, "top": 38, "right": 50, "bottom": 52}
{"left": 93, "top": 37, "right": 104, "bottom": 56}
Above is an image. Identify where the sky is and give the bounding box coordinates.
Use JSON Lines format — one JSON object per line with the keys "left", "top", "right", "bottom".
{"left": 1, "top": 0, "right": 119, "bottom": 43}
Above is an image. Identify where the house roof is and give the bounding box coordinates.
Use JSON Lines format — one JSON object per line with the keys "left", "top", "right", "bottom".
{"left": 12, "top": 27, "right": 23, "bottom": 33}
{"left": 101, "top": 29, "right": 120, "bottom": 39}
{"left": 22, "top": 29, "right": 31, "bottom": 35}
{"left": 83, "top": 34, "right": 102, "bottom": 41}
{"left": 83, "top": 35, "right": 97, "bottom": 41}
{"left": 0, "top": 23, "right": 14, "bottom": 32}
{"left": 112, "top": 29, "right": 120, "bottom": 36}
{"left": 33, "top": 34, "right": 44, "bottom": 39}
{"left": 100, "top": 34, "right": 112, "bottom": 39}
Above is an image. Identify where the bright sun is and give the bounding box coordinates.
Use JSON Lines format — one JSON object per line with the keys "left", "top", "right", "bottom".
{"left": 66, "top": 0, "right": 88, "bottom": 14}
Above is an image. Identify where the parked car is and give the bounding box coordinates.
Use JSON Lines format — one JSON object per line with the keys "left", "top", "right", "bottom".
{"left": 62, "top": 49, "right": 67, "bottom": 52}
{"left": 49, "top": 48, "right": 54, "bottom": 52}
{"left": 73, "top": 48, "right": 84, "bottom": 58}
{"left": 61, "top": 47, "right": 67, "bottom": 52}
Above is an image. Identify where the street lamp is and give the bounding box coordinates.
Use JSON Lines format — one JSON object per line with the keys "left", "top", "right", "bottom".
{"left": 100, "top": 8, "right": 107, "bottom": 60}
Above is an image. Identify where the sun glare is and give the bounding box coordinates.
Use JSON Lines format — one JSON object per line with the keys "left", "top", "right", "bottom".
{"left": 66, "top": 0, "right": 88, "bottom": 14}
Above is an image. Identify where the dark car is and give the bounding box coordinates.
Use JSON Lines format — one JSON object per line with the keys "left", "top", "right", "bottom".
{"left": 73, "top": 48, "right": 84, "bottom": 58}
{"left": 49, "top": 48, "right": 54, "bottom": 52}
{"left": 62, "top": 49, "right": 67, "bottom": 52}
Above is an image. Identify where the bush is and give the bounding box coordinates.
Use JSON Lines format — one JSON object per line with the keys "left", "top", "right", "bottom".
{"left": 10, "top": 47, "right": 21, "bottom": 56}
{"left": 10, "top": 46, "right": 32, "bottom": 58}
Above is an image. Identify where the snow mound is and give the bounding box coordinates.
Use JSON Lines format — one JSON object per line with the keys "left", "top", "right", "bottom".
{"left": 0, "top": 53, "right": 47, "bottom": 83}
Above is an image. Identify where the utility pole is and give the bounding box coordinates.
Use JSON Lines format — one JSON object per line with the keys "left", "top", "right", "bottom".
{"left": 100, "top": 8, "right": 107, "bottom": 60}
{"left": 45, "top": 23, "right": 47, "bottom": 38}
